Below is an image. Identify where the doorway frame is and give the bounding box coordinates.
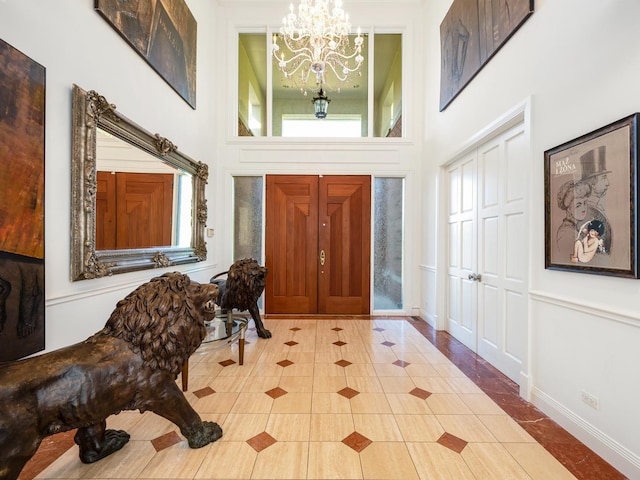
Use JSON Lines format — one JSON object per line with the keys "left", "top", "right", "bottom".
{"left": 435, "top": 98, "right": 533, "bottom": 399}
{"left": 223, "top": 171, "right": 413, "bottom": 316}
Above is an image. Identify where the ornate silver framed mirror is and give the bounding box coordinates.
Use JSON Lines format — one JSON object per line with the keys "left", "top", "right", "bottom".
{"left": 71, "top": 84, "right": 207, "bottom": 281}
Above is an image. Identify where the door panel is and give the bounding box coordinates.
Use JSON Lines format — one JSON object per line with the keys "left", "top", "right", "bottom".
{"left": 265, "top": 175, "right": 318, "bottom": 313}
{"left": 446, "top": 153, "right": 477, "bottom": 350}
{"left": 116, "top": 173, "right": 173, "bottom": 249}
{"left": 96, "top": 171, "right": 116, "bottom": 250}
{"left": 477, "top": 127, "right": 528, "bottom": 383}
{"left": 265, "top": 175, "right": 371, "bottom": 315}
{"left": 96, "top": 172, "right": 173, "bottom": 250}
{"left": 318, "top": 176, "right": 371, "bottom": 314}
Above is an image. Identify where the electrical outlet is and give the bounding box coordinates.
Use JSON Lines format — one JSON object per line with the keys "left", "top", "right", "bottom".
{"left": 581, "top": 390, "right": 599, "bottom": 410}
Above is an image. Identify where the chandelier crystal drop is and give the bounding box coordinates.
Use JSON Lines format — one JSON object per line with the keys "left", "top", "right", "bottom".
{"left": 272, "top": 0, "right": 364, "bottom": 94}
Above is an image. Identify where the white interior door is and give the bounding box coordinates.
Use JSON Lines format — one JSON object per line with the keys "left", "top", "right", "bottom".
{"left": 446, "top": 122, "right": 528, "bottom": 384}
{"left": 446, "top": 152, "right": 478, "bottom": 351}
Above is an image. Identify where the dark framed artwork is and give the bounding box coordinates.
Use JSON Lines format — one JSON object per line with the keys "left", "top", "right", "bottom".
{"left": 95, "top": 0, "right": 197, "bottom": 109}
{"left": 439, "top": 0, "right": 534, "bottom": 111}
{"left": 0, "top": 38, "right": 46, "bottom": 362}
{"left": 544, "top": 114, "right": 639, "bottom": 278}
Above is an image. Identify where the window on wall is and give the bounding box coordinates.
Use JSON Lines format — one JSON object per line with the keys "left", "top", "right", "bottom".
{"left": 282, "top": 115, "right": 362, "bottom": 137}
{"left": 238, "top": 32, "right": 402, "bottom": 138}
{"left": 373, "top": 177, "right": 404, "bottom": 310}
{"left": 238, "top": 34, "right": 267, "bottom": 136}
{"left": 374, "top": 34, "right": 402, "bottom": 137}
{"left": 233, "top": 176, "right": 263, "bottom": 261}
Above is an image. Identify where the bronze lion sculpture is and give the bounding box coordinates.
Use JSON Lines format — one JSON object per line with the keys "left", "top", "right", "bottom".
{"left": 210, "top": 258, "right": 271, "bottom": 338}
{"left": 0, "top": 272, "right": 221, "bottom": 480}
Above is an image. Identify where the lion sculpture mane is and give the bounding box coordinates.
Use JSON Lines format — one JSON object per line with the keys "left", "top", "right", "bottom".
{"left": 0, "top": 272, "right": 221, "bottom": 480}
{"left": 210, "top": 258, "right": 271, "bottom": 338}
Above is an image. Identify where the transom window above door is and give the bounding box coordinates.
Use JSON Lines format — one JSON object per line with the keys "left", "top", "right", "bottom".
{"left": 238, "top": 32, "right": 403, "bottom": 138}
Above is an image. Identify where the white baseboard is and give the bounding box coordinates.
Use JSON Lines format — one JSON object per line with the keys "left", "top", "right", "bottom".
{"left": 531, "top": 387, "right": 640, "bottom": 479}
{"left": 417, "top": 309, "right": 436, "bottom": 328}
{"left": 518, "top": 371, "right": 531, "bottom": 401}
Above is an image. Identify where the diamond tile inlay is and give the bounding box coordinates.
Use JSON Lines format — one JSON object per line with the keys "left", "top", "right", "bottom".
{"left": 373, "top": 327, "right": 385, "bottom": 332}
{"left": 332, "top": 327, "right": 343, "bottom": 331}
{"left": 193, "top": 387, "right": 215, "bottom": 398}
{"left": 151, "top": 431, "right": 181, "bottom": 452}
{"left": 337, "top": 387, "right": 360, "bottom": 399}
{"left": 393, "top": 360, "right": 410, "bottom": 368}
{"left": 284, "top": 341, "right": 298, "bottom": 346}
{"left": 437, "top": 432, "right": 468, "bottom": 453}
{"left": 277, "top": 359, "right": 294, "bottom": 367}
{"left": 342, "top": 431, "right": 372, "bottom": 453}
{"left": 381, "top": 341, "right": 396, "bottom": 347}
{"left": 409, "top": 387, "right": 432, "bottom": 400}
{"left": 335, "top": 359, "right": 352, "bottom": 367}
{"left": 247, "top": 432, "right": 277, "bottom": 452}
{"left": 290, "top": 327, "right": 302, "bottom": 331}
{"left": 219, "top": 359, "right": 236, "bottom": 367}
{"left": 333, "top": 340, "right": 347, "bottom": 346}
{"left": 265, "top": 387, "right": 288, "bottom": 399}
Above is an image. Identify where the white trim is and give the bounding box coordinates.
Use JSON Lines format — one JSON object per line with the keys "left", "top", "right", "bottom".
{"left": 530, "top": 290, "right": 640, "bottom": 328}
{"left": 532, "top": 387, "right": 640, "bottom": 478}
{"left": 45, "top": 263, "right": 217, "bottom": 306}
{"left": 440, "top": 98, "right": 531, "bottom": 167}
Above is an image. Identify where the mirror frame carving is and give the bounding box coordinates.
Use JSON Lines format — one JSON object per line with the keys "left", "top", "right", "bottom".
{"left": 71, "top": 84, "right": 208, "bottom": 281}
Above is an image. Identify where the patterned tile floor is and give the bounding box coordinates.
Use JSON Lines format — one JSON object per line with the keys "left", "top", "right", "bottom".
{"left": 21, "top": 316, "right": 626, "bottom": 480}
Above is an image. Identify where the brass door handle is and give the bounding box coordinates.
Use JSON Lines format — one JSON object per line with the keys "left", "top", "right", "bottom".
{"left": 320, "top": 250, "right": 326, "bottom": 266}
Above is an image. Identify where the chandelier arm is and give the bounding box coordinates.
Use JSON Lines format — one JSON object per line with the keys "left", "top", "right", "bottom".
{"left": 323, "top": 61, "right": 349, "bottom": 82}
{"left": 279, "top": 58, "right": 312, "bottom": 79}
{"left": 274, "top": 49, "right": 315, "bottom": 67}
{"left": 278, "top": 34, "right": 314, "bottom": 55}
{"left": 323, "top": 56, "right": 363, "bottom": 79}
{"left": 323, "top": 49, "right": 362, "bottom": 64}
{"left": 287, "top": 32, "right": 312, "bottom": 43}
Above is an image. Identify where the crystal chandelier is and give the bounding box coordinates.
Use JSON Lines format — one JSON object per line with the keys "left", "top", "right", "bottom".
{"left": 272, "top": 0, "right": 364, "bottom": 94}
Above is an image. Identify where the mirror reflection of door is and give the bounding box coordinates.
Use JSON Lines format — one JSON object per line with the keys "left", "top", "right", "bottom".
{"left": 265, "top": 174, "right": 371, "bottom": 314}
{"left": 96, "top": 171, "right": 173, "bottom": 249}
{"left": 95, "top": 128, "right": 193, "bottom": 251}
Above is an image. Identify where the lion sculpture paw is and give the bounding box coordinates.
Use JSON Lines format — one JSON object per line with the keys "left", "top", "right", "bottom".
{"left": 0, "top": 272, "right": 221, "bottom": 480}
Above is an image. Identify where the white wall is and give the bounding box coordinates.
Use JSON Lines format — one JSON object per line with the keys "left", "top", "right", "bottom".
{"left": 422, "top": 0, "right": 640, "bottom": 477}
{"left": 0, "top": 0, "right": 221, "bottom": 350}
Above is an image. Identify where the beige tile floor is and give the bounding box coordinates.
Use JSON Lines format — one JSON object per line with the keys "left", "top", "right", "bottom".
{"left": 35, "top": 317, "right": 578, "bottom": 480}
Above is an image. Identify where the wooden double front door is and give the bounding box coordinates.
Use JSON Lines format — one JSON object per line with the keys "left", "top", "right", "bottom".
{"left": 265, "top": 175, "right": 371, "bottom": 314}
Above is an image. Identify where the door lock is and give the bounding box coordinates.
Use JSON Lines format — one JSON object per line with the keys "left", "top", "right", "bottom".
{"left": 320, "top": 250, "right": 326, "bottom": 266}
{"left": 468, "top": 273, "right": 482, "bottom": 282}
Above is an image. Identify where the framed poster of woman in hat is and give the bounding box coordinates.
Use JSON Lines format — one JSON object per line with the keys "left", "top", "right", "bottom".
{"left": 544, "top": 113, "right": 639, "bottom": 278}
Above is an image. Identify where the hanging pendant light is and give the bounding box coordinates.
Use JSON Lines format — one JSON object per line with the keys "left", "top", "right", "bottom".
{"left": 312, "top": 88, "right": 330, "bottom": 118}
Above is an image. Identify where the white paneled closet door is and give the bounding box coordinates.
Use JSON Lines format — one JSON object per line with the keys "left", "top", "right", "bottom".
{"left": 446, "top": 152, "right": 478, "bottom": 351}
{"left": 446, "top": 122, "right": 528, "bottom": 384}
